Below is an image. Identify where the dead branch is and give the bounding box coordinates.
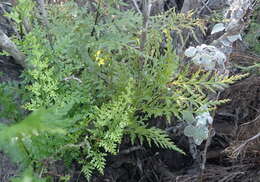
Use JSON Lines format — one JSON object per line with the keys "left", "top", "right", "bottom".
{"left": 199, "top": 124, "right": 218, "bottom": 181}
{"left": 131, "top": 0, "right": 142, "bottom": 14}
{"left": 231, "top": 51, "right": 260, "bottom": 62}
{"left": 232, "top": 132, "right": 260, "bottom": 158}
{"left": 119, "top": 146, "right": 144, "bottom": 154}
{"left": 0, "top": 29, "right": 26, "bottom": 67}
{"left": 63, "top": 75, "right": 82, "bottom": 83}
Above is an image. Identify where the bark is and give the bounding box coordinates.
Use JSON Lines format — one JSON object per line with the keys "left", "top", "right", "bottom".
{"left": 0, "top": 29, "right": 26, "bottom": 67}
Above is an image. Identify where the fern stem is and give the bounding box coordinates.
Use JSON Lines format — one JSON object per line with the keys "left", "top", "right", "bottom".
{"left": 139, "top": 0, "right": 151, "bottom": 67}
{"left": 91, "top": 0, "right": 102, "bottom": 39}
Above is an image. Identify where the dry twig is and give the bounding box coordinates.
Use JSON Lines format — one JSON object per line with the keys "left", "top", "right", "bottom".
{"left": 131, "top": 0, "right": 142, "bottom": 14}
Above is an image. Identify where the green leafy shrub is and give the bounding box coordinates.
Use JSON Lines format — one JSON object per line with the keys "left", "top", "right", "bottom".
{"left": 240, "top": 3, "right": 260, "bottom": 74}
{"left": 235, "top": 3, "right": 260, "bottom": 73}
{"left": 0, "top": 82, "right": 24, "bottom": 121}
{"left": 244, "top": 4, "right": 260, "bottom": 55}
{"left": 0, "top": 0, "right": 246, "bottom": 181}
{"left": 4, "top": 0, "right": 35, "bottom": 35}
{"left": 0, "top": 104, "right": 73, "bottom": 165}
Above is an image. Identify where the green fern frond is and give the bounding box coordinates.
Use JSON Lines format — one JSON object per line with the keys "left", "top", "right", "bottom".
{"left": 81, "top": 164, "right": 94, "bottom": 181}
{"left": 128, "top": 124, "right": 184, "bottom": 154}
{"left": 168, "top": 70, "right": 248, "bottom": 112}
{"left": 0, "top": 104, "right": 73, "bottom": 164}
{"left": 89, "top": 151, "right": 107, "bottom": 174}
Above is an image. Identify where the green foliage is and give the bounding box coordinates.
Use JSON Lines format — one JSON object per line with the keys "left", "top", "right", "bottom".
{"left": 0, "top": 82, "right": 23, "bottom": 121}
{"left": 151, "top": 9, "right": 205, "bottom": 45}
{"left": 128, "top": 124, "right": 184, "bottom": 154}
{"left": 0, "top": 0, "right": 246, "bottom": 181}
{"left": 19, "top": 27, "right": 61, "bottom": 110}
{"left": 244, "top": 4, "right": 260, "bottom": 55}
{"left": 236, "top": 4, "right": 260, "bottom": 73}
{"left": 4, "top": 0, "right": 35, "bottom": 34}
{"left": 11, "top": 167, "right": 47, "bottom": 182}
{"left": 169, "top": 69, "right": 247, "bottom": 113}
{"left": 0, "top": 104, "right": 73, "bottom": 166}
{"left": 237, "top": 1, "right": 260, "bottom": 74}
{"left": 209, "top": 11, "right": 226, "bottom": 23}
{"left": 77, "top": 84, "right": 135, "bottom": 178}
{"left": 245, "top": 22, "right": 260, "bottom": 53}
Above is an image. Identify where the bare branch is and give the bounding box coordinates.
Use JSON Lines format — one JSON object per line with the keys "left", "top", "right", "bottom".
{"left": 0, "top": 29, "right": 26, "bottom": 67}
{"left": 119, "top": 146, "right": 144, "bottom": 154}
{"left": 63, "top": 75, "right": 82, "bottom": 83}
{"left": 131, "top": 0, "right": 142, "bottom": 14}
{"left": 232, "top": 132, "right": 260, "bottom": 157}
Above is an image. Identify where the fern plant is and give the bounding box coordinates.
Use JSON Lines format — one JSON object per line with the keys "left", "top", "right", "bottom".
{"left": 0, "top": 0, "right": 247, "bottom": 181}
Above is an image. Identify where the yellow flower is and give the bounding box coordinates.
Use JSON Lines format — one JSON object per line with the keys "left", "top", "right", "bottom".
{"left": 95, "top": 50, "right": 101, "bottom": 57}
{"left": 94, "top": 50, "right": 107, "bottom": 66}
{"left": 162, "top": 29, "right": 168, "bottom": 34}
{"left": 97, "top": 58, "right": 105, "bottom": 65}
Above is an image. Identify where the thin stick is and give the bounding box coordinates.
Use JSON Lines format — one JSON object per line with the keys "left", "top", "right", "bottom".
{"left": 199, "top": 92, "right": 220, "bottom": 181}
{"left": 119, "top": 146, "right": 143, "bottom": 154}
{"left": 199, "top": 126, "right": 214, "bottom": 181}
{"left": 91, "top": 0, "right": 101, "bottom": 38}
{"left": 131, "top": 0, "right": 142, "bottom": 14}
{"left": 63, "top": 75, "right": 82, "bottom": 83}
{"left": 232, "top": 132, "right": 260, "bottom": 156}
